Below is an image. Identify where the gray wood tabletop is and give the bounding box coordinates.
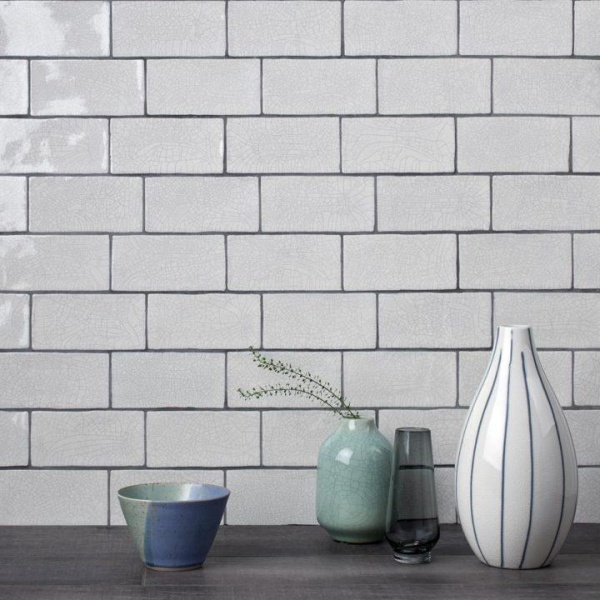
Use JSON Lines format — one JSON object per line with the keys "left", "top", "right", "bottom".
{"left": 1, "top": 524, "right": 599, "bottom": 599}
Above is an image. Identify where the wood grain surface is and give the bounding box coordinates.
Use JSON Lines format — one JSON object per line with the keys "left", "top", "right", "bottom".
{"left": 1, "top": 525, "right": 598, "bottom": 599}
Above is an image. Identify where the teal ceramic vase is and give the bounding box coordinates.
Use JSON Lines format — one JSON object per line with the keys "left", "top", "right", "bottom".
{"left": 316, "top": 417, "right": 393, "bottom": 543}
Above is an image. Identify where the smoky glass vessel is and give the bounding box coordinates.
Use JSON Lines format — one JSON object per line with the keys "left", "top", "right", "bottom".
{"left": 386, "top": 427, "right": 440, "bottom": 564}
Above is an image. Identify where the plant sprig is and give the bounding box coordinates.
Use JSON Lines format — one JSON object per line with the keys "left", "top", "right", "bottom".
{"left": 238, "top": 348, "right": 360, "bottom": 419}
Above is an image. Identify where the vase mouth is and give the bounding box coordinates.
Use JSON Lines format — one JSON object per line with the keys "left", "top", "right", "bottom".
{"left": 340, "top": 416, "right": 375, "bottom": 430}
{"left": 497, "top": 324, "right": 531, "bottom": 331}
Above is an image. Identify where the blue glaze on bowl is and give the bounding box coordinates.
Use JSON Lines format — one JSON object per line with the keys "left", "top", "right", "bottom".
{"left": 118, "top": 483, "right": 230, "bottom": 571}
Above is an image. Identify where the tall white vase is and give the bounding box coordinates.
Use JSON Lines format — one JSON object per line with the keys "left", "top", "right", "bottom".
{"left": 456, "top": 326, "right": 578, "bottom": 569}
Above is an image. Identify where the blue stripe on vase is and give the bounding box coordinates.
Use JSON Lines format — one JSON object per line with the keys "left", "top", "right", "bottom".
{"left": 527, "top": 329, "right": 566, "bottom": 568}
{"left": 519, "top": 351, "right": 535, "bottom": 569}
{"left": 469, "top": 349, "right": 503, "bottom": 567}
{"left": 499, "top": 332, "right": 513, "bottom": 569}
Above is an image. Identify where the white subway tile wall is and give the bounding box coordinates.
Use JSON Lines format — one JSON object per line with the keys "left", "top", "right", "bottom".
{"left": 0, "top": 0, "right": 598, "bottom": 526}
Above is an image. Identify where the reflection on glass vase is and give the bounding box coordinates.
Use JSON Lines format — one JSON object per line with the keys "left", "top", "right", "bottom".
{"left": 386, "top": 427, "right": 440, "bottom": 564}
{"left": 316, "top": 417, "right": 392, "bottom": 544}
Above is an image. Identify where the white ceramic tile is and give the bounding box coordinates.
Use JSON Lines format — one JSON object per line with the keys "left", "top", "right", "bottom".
{"left": 112, "top": 352, "right": 224, "bottom": 408}
{"left": 0, "top": 118, "right": 108, "bottom": 174}
{"left": 575, "top": 352, "right": 600, "bottom": 406}
{"left": 263, "top": 59, "right": 375, "bottom": 115}
{"left": 380, "top": 293, "right": 491, "bottom": 349}
{"left": 460, "top": 0, "right": 572, "bottom": 56}
{"left": 0, "top": 470, "right": 107, "bottom": 525}
{"left": 227, "top": 118, "right": 339, "bottom": 173}
{"left": 0, "top": 235, "right": 109, "bottom": 291}
{"left": 263, "top": 293, "right": 376, "bottom": 349}
{"left": 575, "top": 1, "right": 600, "bottom": 55}
{"left": 0, "top": 177, "right": 27, "bottom": 232}
{"left": 0, "top": 293, "right": 29, "bottom": 349}
{"left": 110, "top": 118, "right": 223, "bottom": 174}
{"left": 573, "top": 118, "right": 600, "bottom": 172}
{"left": 576, "top": 468, "right": 600, "bottom": 523}
{"left": 110, "top": 469, "right": 225, "bottom": 525}
{"left": 29, "top": 176, "right": 143, "bottom": 232}
{"left": 435, "top": 468, "right": 457, "bottom": 524}
{"left": 148, "top": 294, "right": 260, "bottom": 349}
{"left": 0, "top": 1, "right": 109, "bottom": 56}
{"left": 574, "top": 234, "right": 600, "bottom": 288}
{"left": 495, "top": 59, "right": 600, "bottom": 115}
{"left": 147, "top": 59, "right": 260, "bottom": 115}
{"left": 145, "top": 177, "right": 259, "bottom": 233}
{"left": 344, "top": 0, "right": 456, "bottom": 56}
{"left": 344, "top": 352, "right": 456, "bottom": 408}
{"left": 33, "top": 294, "right": 145, "bottom": 350}
{"left": 459, "top": 350, "right": 572, "bottom": 407}
{"left": 31, "top": 60, "right": 144, "bottom": 116}
{"left": 0, "top": 60, "right": 28, "bottom": 114}
{"left": 459, "top": 234, "right": 572, "bottom": 289}
{"left": 112, "top": 235, "right": 225, "bottom": 291}
{"left": 565, "top": 411, "right": 600, "bottom": 466}
{"left": 32, "top": 410, "right": 144, "bottom": 466}
{"left": 147, "top": 411, "right": 260, "bottom": 467}
{"left": 379, "top": 409, "right": 468, "bottom": 465}
{"left": 228, "top": 235, "right": 341, "bottom": 291}
{"left": 344, "top": 234, "right": 456, "bottom": 290}
{"left": 228, "top": 350, "right": 342, "bottom": 408}
{"left": 228, "top": 1, "right": 340, "bottom": 57}
{"left": 0, "top": 412, "right": 28, "bottom": 466}
{"left": 112, "top": 1, "right": 225, "bottom": 57}
{"left": 0, "top": 353, "right": 108, "bottom": 408}
{"left": 377, "top": 176, "right": 489, "bottom": 232}
{"left": 493, "top": 176, "right": 600, "bottom": 230}
{"left": 261, "top": 176, "right": 374, "bottom": 232}
{"left": 379, "top": 59, "right": 490, "bottom": 115}
{"left": 226, "top": 469, "right": 317, "bottom": 525}
{"left": 342, "top": 118, "right": 454, "bottom": 173}
{"left": 494, "top": 293, "right": 600, "bottom": 348}
{"left": 457, "top": 117, "right": 570, "bottom": 173}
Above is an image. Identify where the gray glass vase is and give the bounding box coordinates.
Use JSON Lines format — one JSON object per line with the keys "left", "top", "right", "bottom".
{"left": 386, "top": 427, "right": 440, "bottom": 564}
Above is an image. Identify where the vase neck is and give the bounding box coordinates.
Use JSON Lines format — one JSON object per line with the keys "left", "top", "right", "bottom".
{"left": 340, "top": 417, "right": 376, "bottom": 432}
{"left": 494, "top": 325, "right": 535, "bottom": 355}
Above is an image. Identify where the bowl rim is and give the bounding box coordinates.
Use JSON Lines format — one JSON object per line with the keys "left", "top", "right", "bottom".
{"left": 117, "top": 482, "right": 230, "bottom": 504}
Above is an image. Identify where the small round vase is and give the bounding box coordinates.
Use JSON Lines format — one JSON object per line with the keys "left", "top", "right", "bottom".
{"left": 316, "top": 417, "right": 392, "bottom": 544}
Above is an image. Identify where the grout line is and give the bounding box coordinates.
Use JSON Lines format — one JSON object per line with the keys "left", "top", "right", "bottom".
{"left": 571, "top": 350, "right": 576, "bottom": 406}
{"left": 490, "top": 58, "right": 494, "bottom": 114}
{"left": 569, "top": 117, "right": 574, "bottom": 172}
{"left": 223, "top": 118, "right": 228, "bottom": 173}
{"left": 489, "top": 175, "right": 493, "bottom": 231}
{"left": 25, "top": 176, "right": 30, "bottom": 232}
{"left": 259, "top": 59, "right": 264, "bottom": 115}
{"left": 455, "top": 234, "right": 460, "bottom": 289}
{"left": 375, "top": 59, "right": 379, "bottom": 114}
{"left": 143, "top": 60, "right": 147, "bottom": 116}
{"left": 455, "top": 351, "right": 460, "bottom": 407}
{"left": 224, "top": 235, "right": 229, "bottom": 291}
{"left": 144, "top": 294, "right": 149, "bottom": 349}
{"left": 456, "top": 0, "right": 460, "bottom": 55}
{"left": 340, "top": 235, "right": 345, "bottom": 291}
{"left": 338, "top": 117, "right": 343, "bottom": 173}
{"left": 108, "top": 235, "right": 113, "bottom": 290}
{"left": 27, "top": 411, "right": 32, "bottom": 467}
{"left": 572, "top": 0, "right": 576, "bottom": 56}
{"left": 27, "top": 60, "right": 31, "bottom": 116}
{"left": 259, "top": 411, "right": 263, "bottom": 467}
{"left": 108, "top": 352, "right": 113, "bottom": 408}
{"left": 108, "top": 0, "right": 113, "bottom": 58}
{"left": 28, "top": 294, "right": 33, "bottom": 349}
{"left": 258, "top": 176, "right": 263, "bottom": 232}
{"left": 225, "top": 0, "right": 229, "bottom": 58}
{"left": 571, "top": 233, "right": 575, "bottom": 289}
{"left": 373, "top": 176, "right": 378, "bottom": 232}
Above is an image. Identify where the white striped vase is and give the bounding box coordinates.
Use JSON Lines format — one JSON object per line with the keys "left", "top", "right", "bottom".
{"left": 456, "top": 325, "right": 578, "bottom": 569}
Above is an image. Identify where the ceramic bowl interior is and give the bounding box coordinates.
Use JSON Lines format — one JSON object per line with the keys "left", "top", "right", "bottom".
{"left": 118, "top": 482, "right": 229, "bottom": 504}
